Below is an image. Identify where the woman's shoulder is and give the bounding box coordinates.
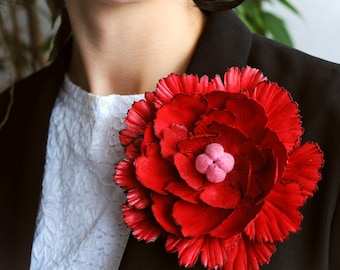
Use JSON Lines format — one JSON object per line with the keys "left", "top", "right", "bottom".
{"left": 249, "top": 33, "right": 340, "bottom": 91}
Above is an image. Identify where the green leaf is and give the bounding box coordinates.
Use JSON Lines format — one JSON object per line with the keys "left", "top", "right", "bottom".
{"left": 277, "top": 0, "right": 300, "bottom": 15}
{"left": 263, "top": 12, "right": 293, "bottom": 46}
{"left": 236, "top": 0, "right": 267, "bottom": 35}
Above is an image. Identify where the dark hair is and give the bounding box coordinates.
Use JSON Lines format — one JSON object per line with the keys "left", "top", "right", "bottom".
{"left": 193, "top": 0, "right": 245, "bottom": 11}
{"left": 51, "top": 0, "right": 245, "bottom": 13}
{"left": 1, "top": 0, "right": 245, "bottom": 12}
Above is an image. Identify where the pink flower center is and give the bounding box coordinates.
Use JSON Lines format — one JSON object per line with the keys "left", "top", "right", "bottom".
{"left": 195, "top": 143, "right": 235, "bottom": 183}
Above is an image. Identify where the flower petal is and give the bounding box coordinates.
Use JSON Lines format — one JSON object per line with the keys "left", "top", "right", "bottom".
{"left": 151, "top": 193, "right": 180, "bottom": 235}
{"left": 136, "top": 143, "right": 178, "bottom": 195}
{"left": 200, "top": 237, "right": 228, "bottom": 269}
{"left": 224, "top": 98, "right": 268, "bottom": 143}
{"left": 122, "top": 204, "right": 163, "bottom": 242}
{"left": 179, "top": 124, "right": 248, "bottom": 156}
{"left": 200, "top": 236, "right": 239, "bottom": 269}
{"left": 165, "top": 181, "right": 200, "bottom": 204}
{"left": 160, "top": 124, "right": 188, "bottom": 160}
{"left": 141, "top": 123, "right": 157, "bottom": 154}
{"left": 154, "top": 94, "right": 208, "bottom": 138}
{"left": 282, "top": 142, "right": 324, "bottom": 198}
{"left": 165, "top": 235, "right": 204, "bottom": 268}
{"left": 193, "top": 110, "right": 235, "bottom": 136}
{"left": 126, "top": 188, "right": 151, "bottom": 209}
{"left": 213, "top": 66, "right": 266, "bottom": 94}
{"left": 154, "top": 73, "right": 212, "bottom": 108}
{"left": 173, "top": 152, "right": 206, "bottom": 190}
{"left": 172, "top": 201, "right": 232, "bottom": 237}
{"left": 200, "top": 180, "right": 241, "bottom": 209}
{"left": 115, "top": 160, "right": 151, "bottom": 208}
{"left": 259, "top": 129, "right": 287, "bottom": 179}
{"left": 209, "top": 203, "right": 264, "bottom": 239}
{"left": 120, "top": 99, "right": 155, "bottom": 146}
{"left": 204, "top": 91, "right": 245, "bottom": 110}
{"left": 223, "top": 235, "right": 275, "bottom": 270}
{"left": 250, "top": 81, "right": 303, "bottom": 152}
{"left": 115, "top": 159, "right": 138, "bottom": 189}
{"left": 244, "top": 181, "right": 306, "bottom": 243}
{"left": 239, "top": 147, "right": 277, "bottom": 202}
{"left": 124, "top": 138, "right": 142, "bottom": 159}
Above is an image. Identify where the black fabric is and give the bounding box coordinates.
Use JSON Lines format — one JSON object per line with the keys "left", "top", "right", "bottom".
{"left": 1, "top": 10, "right": 339, "bottom": 270}
{"left": 0, "top": 45, "right": 71, "bottom": 269}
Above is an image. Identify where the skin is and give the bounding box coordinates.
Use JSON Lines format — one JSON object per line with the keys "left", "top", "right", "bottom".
{"left": 64, "top": 0, "right": 207, "bottom": 95}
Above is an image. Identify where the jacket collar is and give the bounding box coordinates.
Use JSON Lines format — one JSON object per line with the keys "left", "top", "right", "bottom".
{"left": 187, "top": 10, "right": 252, "bottom": 77}
{"left": 12, "top": 44, "right": 70, "bottom": 269}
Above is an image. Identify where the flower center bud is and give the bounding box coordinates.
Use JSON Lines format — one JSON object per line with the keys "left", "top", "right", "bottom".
{"left": 195, "top": 143, "right": 235, "bottom": 183}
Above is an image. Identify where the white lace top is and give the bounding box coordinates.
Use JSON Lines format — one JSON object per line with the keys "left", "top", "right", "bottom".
{"left": 30, "top": 75, "right": 144, "bottom": 270}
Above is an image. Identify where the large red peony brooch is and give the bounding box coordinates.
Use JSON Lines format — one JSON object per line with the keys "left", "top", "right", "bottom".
{"left": 114, "top": 66, "right": 323, "bottom": 270}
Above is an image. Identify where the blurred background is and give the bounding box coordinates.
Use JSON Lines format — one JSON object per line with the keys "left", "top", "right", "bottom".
{"left": 0, "top": 0, "right": 340, "bottom": 90}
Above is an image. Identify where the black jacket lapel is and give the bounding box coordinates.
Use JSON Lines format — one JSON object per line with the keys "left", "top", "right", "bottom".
{"left": 14, "top": 56, "right": 68, "bottom": 270}
{"left": 186, "top": 10, "right": 252, "bottom": 77}
{"left": 0, "top": 46, "right": 70, "bottom": 269}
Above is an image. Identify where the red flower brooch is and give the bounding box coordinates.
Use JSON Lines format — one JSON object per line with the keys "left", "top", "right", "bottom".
{"left": 114, "top": 66, "right": 323, "bottom": 270}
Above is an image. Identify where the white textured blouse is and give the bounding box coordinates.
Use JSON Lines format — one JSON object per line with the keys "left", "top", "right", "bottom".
{"left": 30, "top": 75, "right": 144, "bottom": 270}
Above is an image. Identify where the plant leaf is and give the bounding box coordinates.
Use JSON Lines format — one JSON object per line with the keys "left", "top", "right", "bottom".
{"left": 263, "top": 12, "right": 293, "bottom": 46}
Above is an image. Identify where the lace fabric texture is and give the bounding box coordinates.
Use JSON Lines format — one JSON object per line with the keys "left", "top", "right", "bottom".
{"left": 30, "top": 75, "right": 144, "bottom": 270}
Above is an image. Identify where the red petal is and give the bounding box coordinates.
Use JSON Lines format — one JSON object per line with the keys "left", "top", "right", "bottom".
{"left": 250, "top": 81, "right": 303, "bottom": 152}
{"left": 193, "top": 110, "right": 235, "bottom": 136}
{"left": 115, "top": 159, "right": 137, "bottom": 189}
{"left": 245, "top": 182, "right": 306, "bottom": 243}
{"left": 141, "top": 123, "right": 157, "bottom": 154}
{"left": 165, "top": 181, "right": 200, "bottom": 204}
{"left": 115, "top": 160, "right": 151, "bottom": 209}
{"left": 204, "top": 91, "right": 245, "bottom": 110}
{"left": 236, "top": 140, "right": 265, "bottom": 174}
{"left": 160, "top": 124, "right": 188, "bottom": 160}
{"left": 135, "top": 143, "right": 178, "bottom": 195}
{"left": 223, "top": 235, "right": 275, "bottom": 270}
{"left": 200, "top": 181, "right": 241, "bottom": 209}
{"left": 177, "top": 135, "right": 216, "bottom": 155}
{"left": 200, "top": 238, "right": 227, "bottom": 269}
{"left": 122, "top": 204, "right": 163, "bottom": 242}
{"left": 259, "top": 129, "right": 287, "bottom": 179}
{"left": 166, "top": 235, "right": 240, "bottom": 269}
{"left": 126, "top": 188, "right": 151, "bottom": 209}
{"left": 151, "top": 193, "right": 180, "bottom": 235}
{"left": 200, "top": 236, "right": 239, "bottom": 269}
{"left": 120, "top": 99, "right": 155, "bottom": 146}
{"left": 282, "top": 142, "right": 323, "bottom": 198}
{"left": 224, "top": 98, "right": 267, "bottom": 143}
{"left": 154, "top": 73, "right": 212, "bottom": 108}
{"left": 241, "top": 147, "right": 277, "bottom": 202}
{"left": 210, "top": 203, "right": 263, "bottom": 239}
{"left": 172, "top": 201, "right": 231, "bottom": 237}
{"left": 165, "top": 235, "right": 204, "bottom": 268}
{"left": 179, "top": 124, "right": 248, "bottom": 156}
{"left": 115, "top": 159, "right": 152, "bottom": 209}
{"left": 173, "top": 152, "right": 206, "bottom": 190}
{"left": 154, "top": 94, "right": 208, "bottom": 138}
{"left": 213, "top": 66, "right": 266, "bottom": 94}
{"left": 124, "top": 138, "right": 142, "bottom": 159}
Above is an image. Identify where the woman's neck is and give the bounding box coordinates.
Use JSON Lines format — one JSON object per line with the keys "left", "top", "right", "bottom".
{"left": 65, "top": 0, "right": 206, "bottom": 95}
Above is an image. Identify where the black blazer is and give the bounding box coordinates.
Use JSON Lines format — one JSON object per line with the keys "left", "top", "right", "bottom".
{"left": 1, "top": 11, "right": 340, "bottom": 270}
